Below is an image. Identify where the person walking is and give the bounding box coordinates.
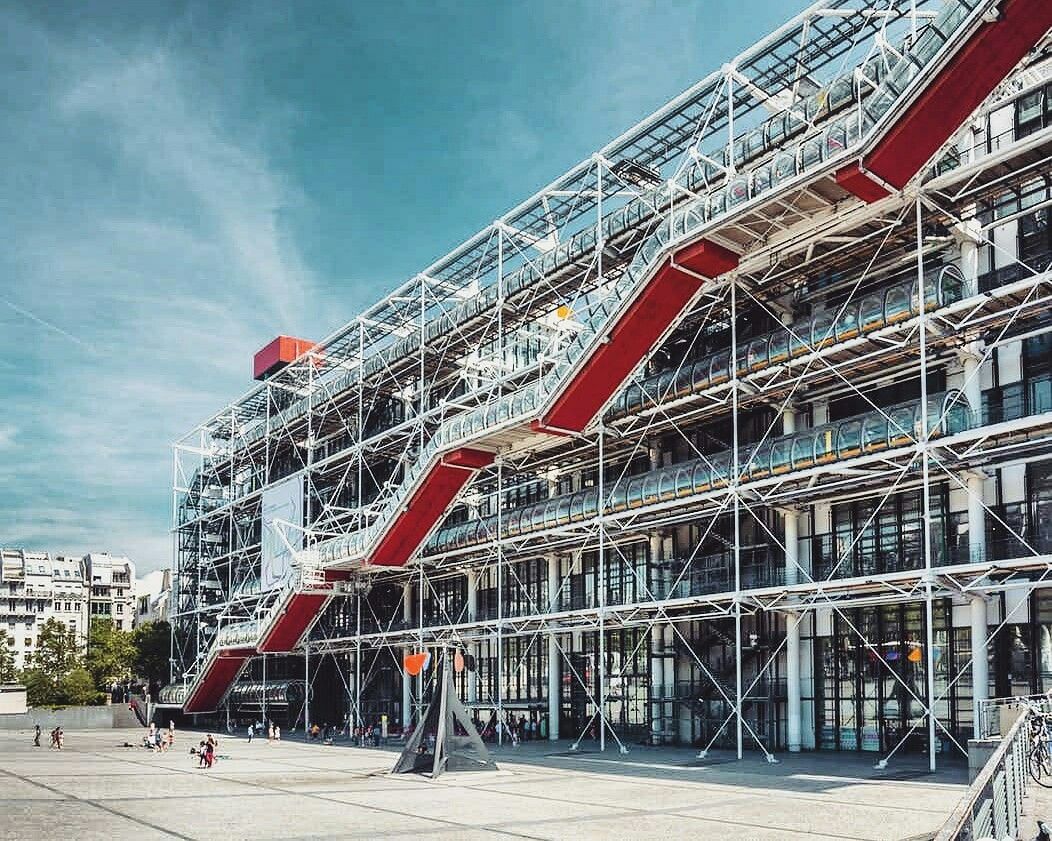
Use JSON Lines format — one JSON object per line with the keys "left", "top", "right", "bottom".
{"left": 33, "top": 725, "right": 41, "bottom": 747}
{"left": 247, "top": 722, "right": 254, "bottom": 743}
{"left": 274, "top": 724, "right": 281, "bottom": 742}
{"left": 268, "top": 722, "right": 275, "bottom": 743}
{"left": 168, "top": 720, "right": 175, "bottom": 747}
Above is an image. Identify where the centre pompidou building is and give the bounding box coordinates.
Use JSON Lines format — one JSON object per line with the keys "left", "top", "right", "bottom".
{"left": 164, "top": 0, "right": 1052, "bottom": 767}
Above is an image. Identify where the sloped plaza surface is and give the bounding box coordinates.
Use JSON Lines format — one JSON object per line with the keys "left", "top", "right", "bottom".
{"left": 0, "top": 727, "right": 968, "bottom": 840}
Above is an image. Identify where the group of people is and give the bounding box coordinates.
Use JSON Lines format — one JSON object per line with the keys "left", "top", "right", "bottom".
{"left": 352, "top": 722, "right": 385, "bottom": 747}
{"left": 32, "top": 725, "right": 63, "bottom": 749}
{"left": 479, "top": 712, "right": 547, "bottom": 745}
{"left": 244, "top": 720, "right": 281, "bottom": 743}
{"left": 144, "top": 721, "right": 175, "bottom": 752}
{"left": 195, "top": 733, "right": 217, "bottom": 768}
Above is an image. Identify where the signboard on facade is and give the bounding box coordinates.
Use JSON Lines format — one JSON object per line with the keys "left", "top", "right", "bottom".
{"left": 261, "top": 475, "right": 303, "bottom": 591}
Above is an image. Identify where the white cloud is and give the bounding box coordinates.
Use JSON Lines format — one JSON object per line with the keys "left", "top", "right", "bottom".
{"left": 0, "top": 9, "right": 325, "bottom": 573}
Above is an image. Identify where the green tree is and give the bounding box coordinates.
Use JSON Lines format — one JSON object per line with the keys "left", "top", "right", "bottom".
{"left": 24, "top": 618, "right": 84, "bottom": 706}
{"left": 30, "top": 618, "right": 81, "bottom": 687}
{"left": 132, "top": 621, "right": 171, "bottom": 691}
{"left": 0, "top": 628, "right": 16, "bottom": 684}
{"left": 85, "top": 618, "right": 135, "bottom": 690}
{"left": 58, "top": 667, "right": 101, "bottom": 706}
{"left": 21, "top": 668, "right": 53, "bottom": 707}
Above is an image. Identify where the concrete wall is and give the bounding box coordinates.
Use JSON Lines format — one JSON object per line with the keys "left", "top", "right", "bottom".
{"left": 0, "top": 703, "right": 143, "bottom": 731}
{"left": 0, "top": 685, "right": 27, "bottom": 715}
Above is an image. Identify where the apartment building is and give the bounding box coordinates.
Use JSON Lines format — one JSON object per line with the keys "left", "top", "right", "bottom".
{"left": 84, "top": 553, "right": 137, "bottom": 632}
{"left": 0, "top": 549, "right": 88, "bottom": 671}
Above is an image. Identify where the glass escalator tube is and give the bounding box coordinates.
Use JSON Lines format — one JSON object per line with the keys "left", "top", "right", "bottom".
{"left": 941, "top": 389, "right": 973, "bottom": 435}
{"left": 748, "top": 442, "right": 773, "bottom": 481}
{"left": 747, "top": 336, "right": 769, "bottom": 373}
{"left": 887, "top": 405, "right": 917, "bottom": 448}
{"left": 710, "top": 351, "right": 731, "bottom": 386}
{"left": 771, "top": 439, "right": 792, "bottom": 475}
{"left": 710, "top": 453, "right": 731, "bottom": 490}
{"left": 692, "top": 460, "right": 713, "bottom": 495}
{"left": 626, "top": 476, "right": 645, "bottom": 510}
{"left": 835, "top": 301, "right": 861, "bottom": 341}
{"left": 556, "top": 495, "right": 572, "bottom": 527}
{"left": 837, "top": 421, "right": 862, "bottom": 461}
{"left": 675, "top": 464, "right": 693, "bottom": 498}
{"left": 543, "top": 498, "right": 561, "bottom": 530}
{"left": 569, "top": 490, "right": 587, "bottom": 524}
{"left": 642, "top": 473, "right": 661, "bottom": 506}
{"left": 658, "top": 469, "right": 678, "bottom": 503}
{"left": 811, "top": 310, "right": 835, "bottom": 351}
{"left": 768, "top": 330, "right": 790, "bottom": 366}
{"left": 859, "top": 291, "right": 886, "bottom": 333}
{"left": 814, "top": 425, "right": 837, "bottom": 465}
{"left": 860, "top": 413, "right": 890, "bottom": 453}
{"left": 884, "top": 282, "right": 911, "bottom": 325}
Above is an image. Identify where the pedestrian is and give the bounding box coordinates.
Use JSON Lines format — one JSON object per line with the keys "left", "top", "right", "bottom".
{"left": 275, "top": 724, "right": 281, "bottom": 742}
{"left": 169, "top": 720, "right": 176, "bottom": 747}
{"left": 55, "top": 727, "right": 63, "bottom": 750}
{"left": 268, "top": 722, "right": 274, "bottom": 743}
{"left": 33, "top": 724, "right": 41, "bottom": 747}
{"left": 247, "top": 722, "right": 254, "bottom": 743}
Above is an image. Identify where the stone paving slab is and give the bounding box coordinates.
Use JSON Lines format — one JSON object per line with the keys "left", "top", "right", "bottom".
{"left": 0, "top": 728, "right": 969, "bottom": 840}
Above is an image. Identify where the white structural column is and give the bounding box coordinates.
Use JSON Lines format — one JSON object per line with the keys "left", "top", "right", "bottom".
{"left": 547, "top": 554, "right": 560, "bottom": 741}
{"left": 785, "top": 611, "right": 802, "bottom": 753}
{"left": 466, "top": 569, "right": 478, "bottom": 705}
{"left": 955, "top": 217, "right": 982, "bottom": 292}
{"left": 971, "top": 595, "right": 989, "bottom": 737}
{"left": 783, "top": 508, "right": 800, "bottom": 587}
{"left": 402, "top": 581, "right": 413, "bottom": 728}
{"left": 967, "top": 471, "right": 987, "bottom": 563}
{"left": 967, "top": 593, "right": 984, "bottom": 741}
{"left": 959, "top": 342, "right": 984, "bottom": 417}
{"left": 650, "top": 623, "right": 666, "bottom": 744}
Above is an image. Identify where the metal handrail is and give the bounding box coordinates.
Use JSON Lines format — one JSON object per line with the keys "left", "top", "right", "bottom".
{"left": 934, "top": 704, "right": 1034, "bottom": 841}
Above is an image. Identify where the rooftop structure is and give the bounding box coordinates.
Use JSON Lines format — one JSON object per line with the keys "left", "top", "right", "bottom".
{"left": 168, "top": 0, "right": 1052, "bottom": 770}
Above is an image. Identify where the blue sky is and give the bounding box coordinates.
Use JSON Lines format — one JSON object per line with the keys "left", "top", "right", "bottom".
{"left": 0, "top": 0, "right": 801, "bottom": 571}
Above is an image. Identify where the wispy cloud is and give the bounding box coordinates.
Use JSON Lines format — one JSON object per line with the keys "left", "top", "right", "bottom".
{"left": 0, "top": 6, "right": 324, "bottom": 571}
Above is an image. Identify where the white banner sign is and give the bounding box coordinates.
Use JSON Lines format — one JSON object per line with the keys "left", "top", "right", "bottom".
{"left": 261, "top": 475, "right": 303, "bottom": 591}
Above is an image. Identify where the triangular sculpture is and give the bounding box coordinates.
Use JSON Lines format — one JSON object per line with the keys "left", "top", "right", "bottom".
{"left": 391, "top": 650, "right": 496, "bottom": 778}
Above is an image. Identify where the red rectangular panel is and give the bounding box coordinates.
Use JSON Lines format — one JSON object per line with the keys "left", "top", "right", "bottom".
{"left": 866, "top": 0, "right": 1052, "bottom": 189}
{"left": 368, "top": 461, "right": 478, "bottom": 567}
{"left": 835, "top": 165, "right": 891, "bottom": 203}
{"left": 539, "top": 239, "right": 738, "bottom": 433}
{"left": 253, "top": 335, "right": 316, "bottom": 380}
{"left": 257, "top": 592, "right": 330, "bottom": 653}
{"left": 183, "top": 647, "right": 254, "bottom": 713}
{"left": 443, "top": 447, "right": 496, "bottom": 470}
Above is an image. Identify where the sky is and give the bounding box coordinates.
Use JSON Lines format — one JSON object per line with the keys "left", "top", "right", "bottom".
{"left": 0, "top": 0, "right": 802, "bottom": 572}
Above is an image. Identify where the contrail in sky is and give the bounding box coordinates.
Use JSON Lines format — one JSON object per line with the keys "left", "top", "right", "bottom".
{"left": 3, "top": 298, "right": 95, "bottom": 351}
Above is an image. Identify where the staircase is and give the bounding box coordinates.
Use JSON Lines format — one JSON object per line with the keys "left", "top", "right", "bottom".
{"left": 180, "top": 0, "right": 1052, "bottom": 714}
{"left": 182, "top": 552, "right": 338, "bottom": 713}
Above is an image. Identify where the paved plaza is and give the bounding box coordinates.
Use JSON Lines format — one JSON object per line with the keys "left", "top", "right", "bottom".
{"left": 0, "top": 728, "right": 970, "bottom": 840}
